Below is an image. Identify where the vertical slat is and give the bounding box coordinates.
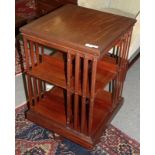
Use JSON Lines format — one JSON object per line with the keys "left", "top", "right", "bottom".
{"left": 118, "top": 39, "right": 124, "bottom": 101}
{"left": 40, "top": 45, "right": 46, "bottom": 95}
{"left": 33, "top": 77, "right": 38, "bottom": 103}
{"left": 118, "top": 37, "right": 127, "bottom": 98}
{"left": 119, "top": 39, "right": 124, "bottom": 66}
{"left": 35, "top": 43, "right": 40, "bottom": 64}
{"left": 35, "top": 43, "right": 42, "bottom": 100}
{"left": 41, "top": 46, "right": 44, "bottom": 58}
{"left": 30, "top": 41, "right": 38, "bottom": 104}
{"left": 81, "top": 56, "right": 88, "bottom": 133}
{"left": 109, "top": 81, "right": 112, "bottom": 92}
{"left": 125, "top": 30, "right": 132, "bottom": 62}
{"left": 120, "top": 30, "right": 132, "bottom": 97}
{"left": 111, "top": 79, "right": 115, "bottom": 100}
{"left": 23, "top": 37, "right": 30, "bottom": 71}
{"left": 121, "top": 34, "right": 129, "bottom": 73}
{"left": 27, "top": 76, "right": 34, "bottom": 107}
{"left": 113, "top": 74, "right": 120, "bottom": 106}
{"left": 23, "top": 37, "right": 33, "bottom": 108}
{"left": 116, "top": 46, "right": 119, "bottom": 64}
{"left": 122, "top": 40, "right": 127, "bottom": 66}
{"left": 29, "top": 41, "right": 35, "bottom": 67}
{"left": 74, "top": 54, "right": 80, "bottom": 129}
{"left": 124, "top": 30, "right": 132, "bottom": 72}
{"left": 117, "top": 43, "right": 122, "bottom": 66}
{"left": 88, "top": 57, "right": 97, "bottom": 135}
{"left": 112, "top": 46, "right": 115, "bottom": 57}
{"left": 42, "top": 81, "right": 46, "bottom": 92}
{"left": 37, "top": 79, "right": 42, "bottom": 100}
{"left": 112, "top": 77, "right": 116, "bottom": 106}
{"left": 41, "top": 45, "right": 46, "bottom": 93}
{"left": 123, "top": 34, "right": 129, "bottom": 63}
{"left": 66, "top": 52, "right": 72, "bottom": 125}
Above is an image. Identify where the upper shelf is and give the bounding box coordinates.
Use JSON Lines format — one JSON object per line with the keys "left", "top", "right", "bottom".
{"left": 28, "top": 61, "right": 67, "bottom": 88}
{"left": 27, "top": 52, "right": 118, "bottom": 96}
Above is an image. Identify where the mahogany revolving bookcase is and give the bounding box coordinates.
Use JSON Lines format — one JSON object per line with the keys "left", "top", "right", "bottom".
{"left": 20, "top": 4, "right": 136, "bottom": 149}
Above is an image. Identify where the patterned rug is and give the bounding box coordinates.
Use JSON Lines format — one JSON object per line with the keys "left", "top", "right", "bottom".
{"left": 16, "top": 104, "right": 140, "bottom": 155}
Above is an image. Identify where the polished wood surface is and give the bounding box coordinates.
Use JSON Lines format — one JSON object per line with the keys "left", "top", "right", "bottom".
{"left": 21, "top": 4, "right": 136, "bottom": 56}
{"left": 21, "top": 4, "right": 135, "bottom": 149}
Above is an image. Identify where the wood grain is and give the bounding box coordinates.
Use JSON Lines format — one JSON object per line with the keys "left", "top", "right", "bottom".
{"left": 20, "top": 4, "right": 136, "bottom": 56}
{"left": 21, "top": 4, "right": 135, "bottom": 148}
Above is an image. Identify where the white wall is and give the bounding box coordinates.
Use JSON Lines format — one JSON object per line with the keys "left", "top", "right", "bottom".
{"left": 78, "top": 0, "right": 111, "bottom": 11}
{"left": 78, "top": 0, "right": 140, "bottom": 16}
{"left": 109, "top": 0, "right": 140, "bottom": 15}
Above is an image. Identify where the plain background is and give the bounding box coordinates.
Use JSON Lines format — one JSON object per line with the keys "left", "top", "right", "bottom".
{"left": 0, "top": 0, "right": 155, "bottom": 155}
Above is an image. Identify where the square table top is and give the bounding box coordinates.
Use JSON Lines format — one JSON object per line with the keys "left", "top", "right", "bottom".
{"left": 20, "top": 4, "right": 136, "bottom": 56}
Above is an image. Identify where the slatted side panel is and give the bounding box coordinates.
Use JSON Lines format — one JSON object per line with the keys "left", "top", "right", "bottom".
{"left": 120, "top": 29, "right": 132, "bottom": 99}
{"left": 123, "top": 29, "right": 133, "bottom": 80}
{"left": 23, "top": 37, "right": 46, "bottom": 108}
{"left": 67, "top": 53, "right": 96, "bottom": 135}
{"left": 111, "top": 29, "right": 133, "bottom": 106}
{"left": 23, "top": 37, "right": 34, "bottom": 108}
{"left": 117, "top": 39, "right": 124, "bottom": 104}
{"left": 29, "top": 41, "right": 38, "bottom": 104}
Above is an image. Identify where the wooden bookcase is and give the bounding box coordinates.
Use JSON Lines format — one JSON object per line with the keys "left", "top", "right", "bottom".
{"left": 20, "top": 4, "right": 136, "bottom": 149}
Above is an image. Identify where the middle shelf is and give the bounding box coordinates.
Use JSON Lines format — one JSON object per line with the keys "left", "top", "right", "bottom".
{"left": 27, "top": 51, "right": 118, "bottom": 97}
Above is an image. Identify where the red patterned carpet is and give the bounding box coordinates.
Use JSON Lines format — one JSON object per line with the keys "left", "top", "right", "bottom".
{"left": 16, "top": 104, "right": 140, "bottom": 155}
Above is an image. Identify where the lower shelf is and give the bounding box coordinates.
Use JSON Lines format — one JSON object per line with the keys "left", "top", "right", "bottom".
{"left": 33, "top": 87, "right": 66, "bottom": 126}
{"left": 26, "top": 86, "right": 123, "bottom": 149}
